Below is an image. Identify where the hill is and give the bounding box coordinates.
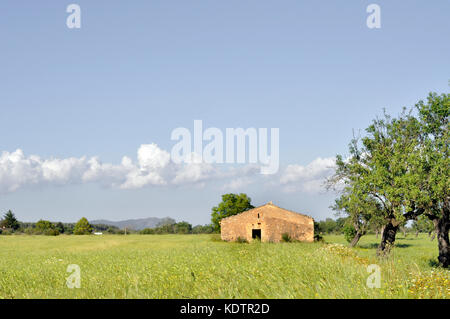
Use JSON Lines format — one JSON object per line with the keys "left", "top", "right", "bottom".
{"left": 91, "top": 217, "right": 175, "bottom": 231}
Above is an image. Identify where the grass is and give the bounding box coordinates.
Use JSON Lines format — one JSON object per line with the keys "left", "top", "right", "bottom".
{"left": 0, "top": 233, "right": 448, "bottom": 299}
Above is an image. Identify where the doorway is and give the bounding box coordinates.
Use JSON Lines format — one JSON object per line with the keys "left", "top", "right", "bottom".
{"left": 252, "top": 229, "right": 261, "bottom": 240}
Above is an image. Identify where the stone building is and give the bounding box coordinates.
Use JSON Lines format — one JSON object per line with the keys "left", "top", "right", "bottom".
{"left": 220, "top": 202, "right": 314, "bottom": 242}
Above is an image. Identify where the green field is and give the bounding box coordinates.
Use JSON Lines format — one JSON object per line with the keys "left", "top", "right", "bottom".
{"left": 0, "top": 234, "right": 448, "bottom": 299}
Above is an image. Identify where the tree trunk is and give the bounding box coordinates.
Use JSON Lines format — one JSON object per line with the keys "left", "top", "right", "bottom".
{"left": 349, "top": 230, "right": 363, "bottom": 247}
{"left": 433, "top": 216, "right": 449, "bottom": 268}
{"left": 377, "top": 221, "right": 398, "bottom": 256}
{"left": 375, "top": 229, "right": 379, "bottom": 239}
{"left": 415, "top": 230, "right": 419, "bottom": 237}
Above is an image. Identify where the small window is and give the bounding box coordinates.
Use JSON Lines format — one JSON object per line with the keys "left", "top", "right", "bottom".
{"left": 257, "top": 213, "right": 260, "bottom": 218}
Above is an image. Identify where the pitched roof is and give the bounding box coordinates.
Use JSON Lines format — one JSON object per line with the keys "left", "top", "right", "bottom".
{"left": 220, "top": 202, "right": 314, "bottom": 222}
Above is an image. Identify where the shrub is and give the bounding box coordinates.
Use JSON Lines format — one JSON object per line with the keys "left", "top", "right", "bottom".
{"left": 314, "top": 233, "right": 324, "bottom": 242}
{"left": 343, "top": 225, "right": 357, "bottom": 243}
{"left": 55, "top": 222, "right": 65, "bottom": 234}
{"left": 1, "top": 229, "right": 12, "bottom": 235}
{"left": 281, "top": 233, "right": 292, "bottom": 242}
{"left": 24, "top": 227, "right": 36, "bottom": 235}
{"left": 192, "top": 224, "right": 215, "bottom": 234}
{"left": 140, "top": 228, "right": 155, "bottom": 235}
{"left": 174, "top": 221, "right": 192, "bottom": 234}
{"left": 36, "top": 220, "right": 55, "bottom": 233}
{"left": 236, "top": 237, "right": 248, "bottom": 243}
{"left": 44, "top": 229, "right": 60, "bottom": 236}
{"left": 209, "top": 234, "right": 222, "bottom": 242}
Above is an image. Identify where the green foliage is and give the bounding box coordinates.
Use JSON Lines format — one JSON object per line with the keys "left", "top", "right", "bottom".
{"left": 314, "top": 217, "right": 348, "bottom": 234}
{"left": 236, "top": 236, "right": 248, "bottom": 243}
{"left": 0, "top": 229, "right": 12, "bottom": 235}
{"left": 44, "top": 229, "right": 60, "bottom": 236}
{"left": 140, "top": 221, "right": 202, "bottom": 235}
{"left": 55, "top": 222, "right": 65, "bottom": 234}
{"left": 36, "top": 220, "right": 55, "bottom": 233}
{"left": 328, "top": 92, "right": 449, "bottom": 264}
{"left": 174, "top": 221, "right": 192, "bottom": 234}
{"left": 281, "top": 233, "right": 292, "bottom": 242}
{"left": 343, "top": 225, "right": 357, "bottom": 243}
{"left": 192, "top": 224, "right": 215, "bottom": 234}
{"left": 412, "top": 215, "right": 434, "bottom": 234}
{"left": 211, "top": 193, "right": 254, "bottom": 232}
{"left": 314, "top": 233, "right": 324, "bottom": 242}
{"left": 73, "top": 217, "right": 93, "bottom": 235}
{"left": 139, "top": 228, "right": 155, "bottom": 234}
{"left": 2, "top": 210, "right": 20, "bottom": 231}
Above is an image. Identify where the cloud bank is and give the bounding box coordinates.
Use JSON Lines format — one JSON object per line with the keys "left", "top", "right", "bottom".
{"left": 0, "top": 145, "right": 336, "bottom": 195}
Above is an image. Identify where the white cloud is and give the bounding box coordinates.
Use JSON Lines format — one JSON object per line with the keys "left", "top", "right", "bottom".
{"left": 0, "top": 146, "right": 336, "bottom": 195}
{"left": 279, "top": 157, "right": 336, "bottom": 193}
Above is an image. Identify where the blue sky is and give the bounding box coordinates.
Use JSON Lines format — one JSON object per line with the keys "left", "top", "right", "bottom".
{"left": 0, "top": 1, "right": 449, "bottom": 224}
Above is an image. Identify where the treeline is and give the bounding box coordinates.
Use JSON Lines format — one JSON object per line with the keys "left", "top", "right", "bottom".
{"left": 314, "top": 218, "right": 348, "bottom": 234}
{"left": 0, "top": 211, "right": 100, "bottom": 236}
{"left": 140, "top": 222, "right": 214, "bottom": 235}
{"left": 0, "top": 210, "right": 214, "bottom": 236}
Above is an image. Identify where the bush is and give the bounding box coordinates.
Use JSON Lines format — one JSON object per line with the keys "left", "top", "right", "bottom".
{"left": 281, "top": 233, "right": 292, "bottom": 242}
{"left": 36, "top": 220, "right": 55, "bottom": 233}
{"left": 209, "top": 234, "right": 222, "bottom": 242}
{"left": 174, "top": 221, "right": 192, "bottom": 234}
{"left": 140, "top": 228, "right": 155, "bottom": 235}
{"left": 343, "top": 225, "right": 357, "bottom": 243}
{"left": 44, "top": 229, "right": 60, "bottom": 236}
{"left": 236, "top": 237, "right": 248, "bottom": 243}
{"left": 192, "top": 224, "right": 215, "bottom": 234}
{"left": 55, "top": 222, "right": 65, "bottom": 234}
{"left": 24, "top": 227, "right": 36, "bottom": 235}
{"left": 1, "top": 229, "right": 12, "bottom": 235}
{"left": 314, "top": 233, "right": 324, "bottom": 242}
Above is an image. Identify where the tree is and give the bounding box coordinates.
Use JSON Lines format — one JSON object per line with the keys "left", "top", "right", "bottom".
{"left": 36, "top": 220, "right": 55, "bottom": 232}
{"left": 35, "top": 220, "right": 60, "bottom": 236}
{"left": 211, "top": 193, "right": 254, "bottom": 232}
{"left": 413, "top": 93, "right": 449, "bottom": 267}
{"left": 328, "top": 92, "right": 448, "bottom": 266}
{"left": 332, "top": 190, "right": 383, "bottom": 247}
{"left": 2, "top": 210, "right": 20, "bottom": 231}
{"left": 411, "top": 215, "right": 434, "bottom": 237}
{"left": 329, "top": 110, "right": 425, "bottom": 255}
{"left": 192, "top": 224, "right": 214, "bottom": 234}
{"left": 174, "top": 221, "right": 192, "bottom": 234}
{"left": 55, "top": 222, "right": 65, "bottom": 234}
{"left": 73, "top": 217, "right": 93, "bottom": 235}
{"left": 343, "top": 224, "right": 357, "bottom": 243}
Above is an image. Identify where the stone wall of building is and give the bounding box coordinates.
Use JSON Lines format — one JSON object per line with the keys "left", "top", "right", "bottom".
{"left": 220, "top": 202, "right": 314, "bottom": 243}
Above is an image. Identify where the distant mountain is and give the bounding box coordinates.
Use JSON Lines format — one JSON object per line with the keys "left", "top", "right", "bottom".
{"left": 91, "top": 217, "right": 176, "bottom": 231}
